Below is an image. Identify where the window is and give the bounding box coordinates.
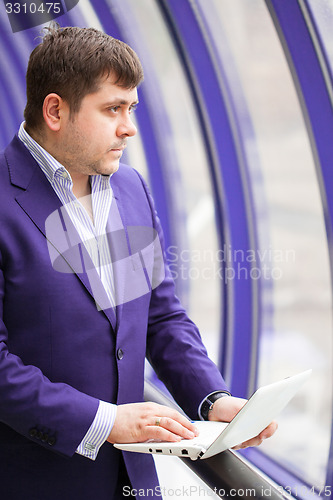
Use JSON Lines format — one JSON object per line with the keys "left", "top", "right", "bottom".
{"left": 199, "top": 0, "right": 332, "bottom": 488}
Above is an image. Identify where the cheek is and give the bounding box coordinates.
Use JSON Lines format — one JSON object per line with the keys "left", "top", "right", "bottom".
{"left": 72, "top": 116, "right": 117, "bottom": 155}
{"left": 80, "top": 126, "right": 105, "bottom": 150}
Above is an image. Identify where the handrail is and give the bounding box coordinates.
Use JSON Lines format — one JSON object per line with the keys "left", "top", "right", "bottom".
{"left": 144, "top": 380, "right": 289, "bottom": 500}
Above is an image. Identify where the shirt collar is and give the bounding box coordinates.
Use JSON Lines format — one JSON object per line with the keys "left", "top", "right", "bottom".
{"left": 18, "top": 121, "right": 71, "bottom": 185}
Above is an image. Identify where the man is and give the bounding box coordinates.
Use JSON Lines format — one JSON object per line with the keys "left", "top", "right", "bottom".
{"left": 0, "top": 25, "right": 276, "bottom": 499}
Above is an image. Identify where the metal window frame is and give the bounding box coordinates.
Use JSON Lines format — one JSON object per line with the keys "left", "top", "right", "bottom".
{"left": 157, "top": 0, "right": 260, "bottom": 397}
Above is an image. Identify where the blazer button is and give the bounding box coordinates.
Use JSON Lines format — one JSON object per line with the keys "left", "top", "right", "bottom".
{"left": 117, "top": 348, "right": 124, "bottom": 360}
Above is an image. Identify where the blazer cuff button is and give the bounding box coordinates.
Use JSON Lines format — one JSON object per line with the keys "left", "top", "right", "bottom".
{"left": 47, "top": 436, "right": 56, "bottom": 446}
{"left": 41, "top": 433, "right": 49, "bottom": 443}
{"left": 29, "top": 428, "right": 37, "bottom": 438}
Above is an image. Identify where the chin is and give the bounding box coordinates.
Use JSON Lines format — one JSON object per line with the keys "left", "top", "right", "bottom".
{"left": 110, "top": 163, "right": 120, "bottom": 174}
{"left": 94, "top": 162, "right": 120, "bottom": 176}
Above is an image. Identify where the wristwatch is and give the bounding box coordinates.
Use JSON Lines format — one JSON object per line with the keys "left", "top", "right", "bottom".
{"left": 200, "top": 391, "right": 231, "bottom": 420}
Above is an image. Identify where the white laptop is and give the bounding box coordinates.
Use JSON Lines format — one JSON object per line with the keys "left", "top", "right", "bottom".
{"left": 114, "top": 370, "right": 311, "bottom": 460}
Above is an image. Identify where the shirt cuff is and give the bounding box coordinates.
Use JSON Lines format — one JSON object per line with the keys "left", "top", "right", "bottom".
{"left": 76, "top": 400, "right": 117, "bottom": 460}
{"left": 198, "top": 391, "right": 231, "bottom": 421}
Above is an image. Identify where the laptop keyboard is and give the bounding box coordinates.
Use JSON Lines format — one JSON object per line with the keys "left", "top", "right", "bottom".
{"left": 184, "top": 420, "right": 228, "bottom": 445}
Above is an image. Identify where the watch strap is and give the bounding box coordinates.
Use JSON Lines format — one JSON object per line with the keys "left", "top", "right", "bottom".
{"left": 200, "top": 391, "right": 231, "bottom": 420}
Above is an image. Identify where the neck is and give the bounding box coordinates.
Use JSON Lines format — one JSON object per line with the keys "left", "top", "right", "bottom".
{"left": 26, "top": 124, "right": 44, "bottom": 146}
{"left": 70, "top": 171, "right": 91, "bottom": 199}
{"left": 26, "top": 124, "right": 92, "bottom": 199}
{"left": 72, "top": 173, "right": 94, "bottom": 224}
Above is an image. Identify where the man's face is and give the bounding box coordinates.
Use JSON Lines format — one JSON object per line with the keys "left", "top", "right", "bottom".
{"left": 58, "top": 76, "right": 138, "bottom": 177}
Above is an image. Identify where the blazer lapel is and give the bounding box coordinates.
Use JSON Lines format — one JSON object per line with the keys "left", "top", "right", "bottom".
{"left": 108, "top": 182, "right": 155, "bottom": 330}
{"left": 106, "top": 187, "right": 127, "bottom": 329}
{"left": 5, "top": 136, "right": 117, "bottom": 331}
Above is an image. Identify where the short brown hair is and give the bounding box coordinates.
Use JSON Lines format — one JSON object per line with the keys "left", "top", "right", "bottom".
{"left": 24, "top": 24, "right": 144, "bottom": 131}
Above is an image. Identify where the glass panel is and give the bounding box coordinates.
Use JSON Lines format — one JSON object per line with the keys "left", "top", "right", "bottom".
{"left": 199, "top": 0, "right": 333, "bottom": 488}
{"left": 307, "top": 0, "right": 333, "bottom": 76}
{"left": 110, "top": 0, "right": 221, "bottom": 360}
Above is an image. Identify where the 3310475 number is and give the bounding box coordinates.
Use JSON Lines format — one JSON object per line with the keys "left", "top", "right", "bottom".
{"left": 5, "top": 2, "right": 61, "bottom": 14}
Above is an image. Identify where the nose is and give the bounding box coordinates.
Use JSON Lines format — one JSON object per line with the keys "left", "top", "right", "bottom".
{"left": 117, "top": 113, "right": 137, "bottom": 138}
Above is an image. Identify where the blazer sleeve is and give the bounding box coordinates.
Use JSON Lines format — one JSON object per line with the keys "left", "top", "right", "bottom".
{"left": 135, "top": 172, "right": 230, "bottom": 419}
{"left": 0, "top": 248, "right": 99, "bottom": 457}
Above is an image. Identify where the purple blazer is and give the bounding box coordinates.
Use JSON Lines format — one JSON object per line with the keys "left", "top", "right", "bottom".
{"left": 0, "top": 136, "right": 228, "bottom": 499}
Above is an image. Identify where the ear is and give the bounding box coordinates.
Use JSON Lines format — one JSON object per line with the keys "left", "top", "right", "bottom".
{"left": 42, "top": 93, "right": 68, "bottom": 132}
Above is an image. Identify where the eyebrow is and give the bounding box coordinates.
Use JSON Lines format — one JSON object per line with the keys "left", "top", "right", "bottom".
{"left": 104, "top": 99, "right": 139, "bottom": 107}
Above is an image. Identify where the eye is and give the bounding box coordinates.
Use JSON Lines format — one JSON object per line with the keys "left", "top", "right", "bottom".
{"left": 108, "top": 106, "right": 120, "bottom": 113}
{"left": 129, "top": 103, "right": 138, "bottom": 114}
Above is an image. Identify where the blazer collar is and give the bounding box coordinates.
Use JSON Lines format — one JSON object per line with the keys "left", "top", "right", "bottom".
{"left": 6, "top": 134, "right": 42, "bottom": 190}
{"left": 4, "top": 135, "right": 117, "bottom": 331}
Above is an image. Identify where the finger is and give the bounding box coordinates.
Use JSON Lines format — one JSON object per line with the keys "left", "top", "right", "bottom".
{"left": 145, "top": 425, "right": 183, "bottom": 442}
{"left": 142, "top": 416, "right": 182, "bottom": 442}
{"left": 232, "top": 419, "right": 279, "bottom": 450}
{"left": 259, "top": 421, "right": 278, "bottom": 439}
{"left": 152, "top": 416, "right": 196, "bottom": 440}
{"left": 232, "top": 436, "right": 263, "bottom": 450}
{"left": 155, "top": 407, "right": 199, "bottom": 436}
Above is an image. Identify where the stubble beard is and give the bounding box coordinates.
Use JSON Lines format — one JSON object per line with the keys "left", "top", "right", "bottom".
{"left": 89, "top": 159, "right": 120, "bottom": 176}
{"left": 60, "top": 126, "right": 123, "bottom": 176}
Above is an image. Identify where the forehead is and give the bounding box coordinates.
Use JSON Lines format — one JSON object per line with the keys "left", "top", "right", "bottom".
{"left": 84, "top": 76, "right": 138, "bottom": 106}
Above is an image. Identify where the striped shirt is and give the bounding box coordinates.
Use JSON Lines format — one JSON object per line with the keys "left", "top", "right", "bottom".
{"left": 18, "top": 122, "right": 116, "bottom": 460}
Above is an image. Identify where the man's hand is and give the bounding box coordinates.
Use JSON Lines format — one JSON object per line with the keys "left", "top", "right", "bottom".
{"left": 208, "top": 396, "right": 278, "bottom": 450}
{"left": 107, "top": 402, "right": 199, "bottom": 444}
